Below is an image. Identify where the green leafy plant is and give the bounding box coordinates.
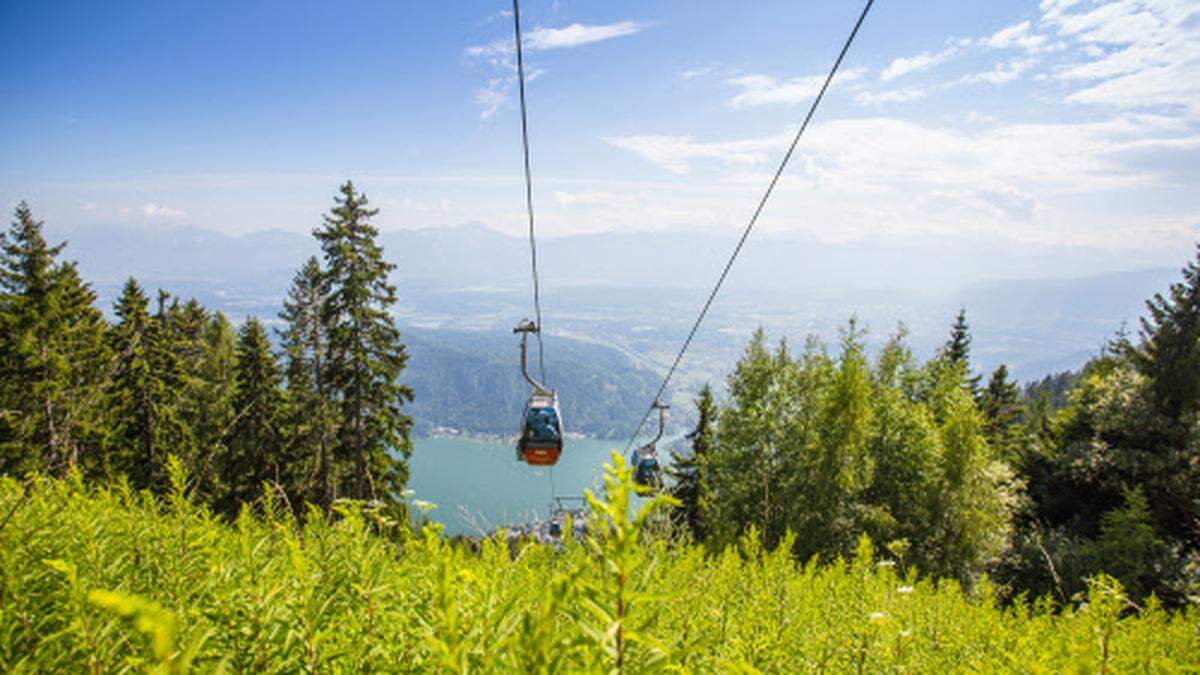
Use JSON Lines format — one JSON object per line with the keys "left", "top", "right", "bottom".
{"left": 1, "top": 457, "right": 1196, "bottom": 672}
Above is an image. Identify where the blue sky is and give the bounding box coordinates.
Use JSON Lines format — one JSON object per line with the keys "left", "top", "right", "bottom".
{"left": 1, "top": 0, "right": 1197, "bottom": 264}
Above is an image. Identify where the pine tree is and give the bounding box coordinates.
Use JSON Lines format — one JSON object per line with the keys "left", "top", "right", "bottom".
{"left": 105, "top": 279, "right": 154, "bottom": 484}
{"left": 105, "top": 279, "right": 187, "bottom": 490}
{"left": 1136, "top": 244, "right": 1200, "bottom": 426}
{"left": 314, "top": 183, "right": 413, "bottom": 504}
{"left": 279, "top": 256, "right": 338, "bottom": 508}
{"left": 178, "top": 311, "right": 238, "bottom": 502}
{"left": 979, "top": 364, "right": 1025, "bottom": 460}
{"left": 669, "top": 384, "right": 715, "bottom": 540}
{"left": 0, "top": 203, "right": 109, "bottom": 475}
{"left": 216, "top": 318, "right": 287, "bottom": 516}
{"left": 150, "top": 291, "right": 192, "bottom": 461}
{"left": 941, "top": 308, "right": 981, "bottom": 393}
{"left": 944, "top": 309, "right": 972, "bottom": 365}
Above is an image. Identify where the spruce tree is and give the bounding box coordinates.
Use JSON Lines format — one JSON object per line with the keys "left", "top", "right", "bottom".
{"left": 1136, "top": 244, "right": 1200, "bottom": 426}
{"left": 979, "top": 364, "right": 1024, "bottom": 460}
{"left": 217, "top": 318, "right": 287, "bottom": 516}
{"left": 314, "top": 183, "right": 413, "bottom": 503}
{"left": 669, "top": 384, "right": 716, "bottom": 540}
{"left": 279, "top": 256, "right": 338, "bottom": 508}
{"left": 105, "top": 279, "right": 154, "bottom": 484}
{"left": 151, "top": 291, "right": 192, "bottom": 461}
{"left": 0, "top": 203, "right": 109, "bottom": 475}
{"left": 941, "top": 308, "right": 981, "bottom": 393}
{"left": 944, "top": 309, "right": 972, "bottom": 365}
{"left": 105, "top": 279, "right": 187, "bottom": 490}
{"left": 180, "top": 311, "right": 238, "bottom": 501}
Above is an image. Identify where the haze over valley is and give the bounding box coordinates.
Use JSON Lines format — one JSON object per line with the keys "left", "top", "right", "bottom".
{"left": 48, "top": 219, "right": 1186, "bottom": 436}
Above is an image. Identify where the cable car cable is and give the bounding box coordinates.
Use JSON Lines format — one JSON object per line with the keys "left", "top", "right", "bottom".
{"left": 622, "top": 0, "right": 876, "bottom": 453}
{"left": 512, "top": 0, "right": 547, "bottom": 384}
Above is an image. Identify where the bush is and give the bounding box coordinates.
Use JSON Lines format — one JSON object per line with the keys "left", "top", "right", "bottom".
{"left": 1, "top": 456, "right": 1196, "bottom": 672}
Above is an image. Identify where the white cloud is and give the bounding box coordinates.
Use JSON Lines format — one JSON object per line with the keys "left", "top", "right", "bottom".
{"left": 880, "top": 46, "right": 958, "bottom": 81}
{"left": 465, "top": 20, "right": 646, "bottom": 119}
{"left": 1039, "top": 0, "right": 1085, "bottom": 23}
{"left": 526, "top": 21, "right": 647, "bottom": 50}
{"left": 1041, "top": 0, "right": 1200, "bottom": 115}
{"left": 609, "top": 114, "right": 1198, "bottom": 197}
{"left": 982, "top": 21, "right": 1049, "bottom": 52}
{"left": 475, "top": 78, "right": 509, "bottom": 119}
{"left": 605, "top": 132, "right": 792, "bottom": 174}
{"left": 465, "top": 20, "right": 647, "bottom": 59}
{"left": 555, "top": 190, "right": 618, "bottom": 207}
{"left": 601, "top": 112, "right": 1197, "bottom": 249}
{"left": 973, "top": 185, "right": 1042, "bottom": 220}
{"left": 140, "top": 203, "right": 187, "bottom": 220}
{"left": 855, "top": 87, "right": 929, "bottom": 105}
{"left": 725, "top": 68, "right": 866, "bottom": 108}
{"left": 960, "top": 58, "right": 1038, "bottom": 85}
{"left": 680, "top": 65, "right": 715, "bottom": 80}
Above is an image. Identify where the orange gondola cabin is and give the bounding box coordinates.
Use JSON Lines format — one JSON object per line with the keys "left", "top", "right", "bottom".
{"left": 514, "top": 319, "right": 564, "bottom": 466}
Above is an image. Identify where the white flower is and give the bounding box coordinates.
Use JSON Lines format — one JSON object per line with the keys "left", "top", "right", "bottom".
{"left": 897, "top": 586, "right": 914, "bottom": 594}
{"left": 877, "top": 560, "right": 896, "bottom": 568}
{"left": 868, "top": 611, "right": 886, "bottom": 621}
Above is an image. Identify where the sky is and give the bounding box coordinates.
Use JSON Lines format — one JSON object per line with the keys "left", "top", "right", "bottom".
{"left": 1, "top": 0, "right": 1198, "bottom": 266}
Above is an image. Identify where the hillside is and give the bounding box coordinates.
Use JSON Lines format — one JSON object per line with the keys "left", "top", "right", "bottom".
{"left": 403, "top": 327, "right": 662, "bottom": 438}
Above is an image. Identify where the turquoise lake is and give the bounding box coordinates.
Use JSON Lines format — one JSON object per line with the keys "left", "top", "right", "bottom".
{"left": 408, "top": 436, "right": 679, "bottom": 535}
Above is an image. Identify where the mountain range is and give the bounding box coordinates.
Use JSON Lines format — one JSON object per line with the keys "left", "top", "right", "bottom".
{"left": 40, "top": 219, "right": 1192, "bottom": 435}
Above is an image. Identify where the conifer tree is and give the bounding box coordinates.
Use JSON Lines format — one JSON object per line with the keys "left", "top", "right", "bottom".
{"left": 979, "top": 364, "right": 1025, "bottom": 460}
{"left": 151, "top": 291, "right": 192, "bottom": 459}
{"left": 105, "top": 279, "right": 187, "bottom": 490}
{"left": 314, "top": 183, "right": 413, "bottom": 503}
{"left": 941, "top": 308, "right": 981, "bottom": 393}
{"left": 944, "top": 309, "right": 972, "bottom": 365}
{"left": 0, "top": 203, "right": 109, "bottom": 475}
{"left": 1136, "top": 245, "right": 1200, "bottom": 427}
{"left": 279, "top": 256, "right": 338, "bottom": 508}
{"left": 179, "top": 311, "right": 238, "bottom": 499}
{"left": 669, "top": 384, "right": 716, "bottom": 539}
{"left": 216, "top": 318, "right": 287, "bottom": 515}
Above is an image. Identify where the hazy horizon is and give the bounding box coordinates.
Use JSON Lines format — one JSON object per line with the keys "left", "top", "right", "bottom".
{"left": 4, "top": 0, "right": 1198, "bottom": 272}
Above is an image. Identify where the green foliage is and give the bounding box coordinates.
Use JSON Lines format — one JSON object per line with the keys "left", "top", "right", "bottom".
{"left": 702, "top": 322, "right": 1015, "bottom": 585}
{"left": 980, "top": 364, "right": 1026, "bottom": 461}
{"left": 1094, "top": 487, "right": 1169, "bottom": 600}
{"left": 0, "top": 203, "right": 110, "bottom": 476}
{"left": 278, "top": 255, "right": 339, "bottom": 509}
{"left": 669, "top": 384, "right": 715, "bottom": 540}
{"left": 1020, "top": 302, "right": 1200, "bottom": 604}
{"left": 1136, "top": 244, "right": 1200, "bottom": 425}
{"left": 940, "top": 308, "right": 981, "bottom": 393}
{"left": 314, "top": 182, "right": 414, "bottom": 504}
{"left": 2, "top": 462, "right": 1196, "bottom": 672}
{"left": 214, "top": 317, "right": 289, "bottom": 516}
{"left": 0, "top": 194, "right": 418, "bottom": 519}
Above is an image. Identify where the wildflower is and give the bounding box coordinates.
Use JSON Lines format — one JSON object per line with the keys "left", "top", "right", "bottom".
{"left": 897, "top": 586, "right": 914, "bottom": 594}
{"left": 877, "top": 560, "right": 896, "bottom": 568}
{"left": 868, "top": 611, "right": 886, "bottom": 622}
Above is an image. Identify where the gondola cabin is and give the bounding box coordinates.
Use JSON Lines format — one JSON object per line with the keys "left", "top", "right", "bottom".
{"left": 631, "top": 446, "right": 663, "bottom": 489}
{"left": 518, "top": 390, "right": 563, "bottom": 466}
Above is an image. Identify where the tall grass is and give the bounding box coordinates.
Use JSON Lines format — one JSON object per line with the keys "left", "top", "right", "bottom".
{"left": 1, "top": 454, "right": 1195, "bottom": 672}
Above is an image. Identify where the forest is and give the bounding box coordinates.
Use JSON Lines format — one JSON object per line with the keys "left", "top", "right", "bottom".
{"left": 2, "top": 186, "right": 1199, "bottom": 669}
